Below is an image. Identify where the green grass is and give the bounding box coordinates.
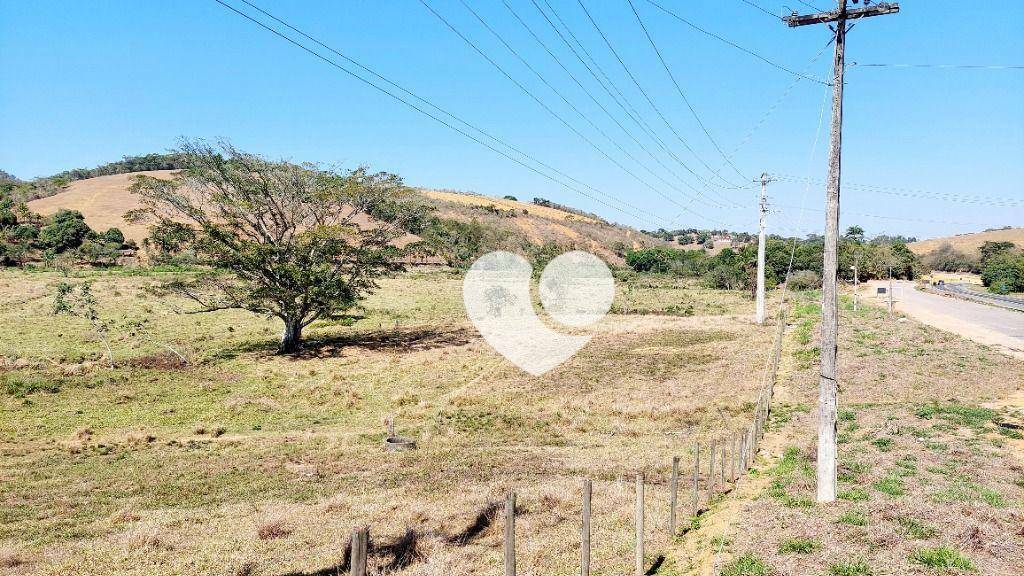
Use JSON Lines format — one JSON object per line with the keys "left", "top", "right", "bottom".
{"left": 870, "top": 437, "right": 894, "bottom": 452}
{"left": 838, "top": 488, "right": 870, "bottom": 502}
{"left": 893, "top": 516, "right": 938, "bottom": 540}
{"left": 932, "top": 478, "right": 1006, "bottom": 507}
{"left": 872, "top": 473, "right": 906, "bottom": 497}
{"left": 778, "top": 537, "right": 819, "bottom": 554}
{"left": 916, "top": 403, "right": 996, "bottom": 432}
{"left": 828, "top": 560, "right": 873, "bottom": 576}
{"left": 720, "top": 554, "right": 770, "bottom": 576}
{"left": 837, "top": 510, "right": 868, "bottom": 526}
{"left": 909, "top": 547, "right": 976, "bottom": 571}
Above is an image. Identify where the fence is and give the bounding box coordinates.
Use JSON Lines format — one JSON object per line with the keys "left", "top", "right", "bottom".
{"left": 345, "top": 309, "right": 789, "bottom": 575}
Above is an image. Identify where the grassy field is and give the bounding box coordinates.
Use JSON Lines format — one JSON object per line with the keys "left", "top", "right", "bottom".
{"left": 2, "top": 268, "right": 1021, "bottom": 575}
{"left": 0, "top": 268, "right": 776, "bottom": 575}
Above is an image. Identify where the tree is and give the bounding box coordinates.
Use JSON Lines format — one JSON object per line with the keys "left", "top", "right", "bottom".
{"left": 980, "top": 252, "right": 1024, "bottom": 294}
{"left": 100, "top": 227, "right": 125, "bottom": 246}
{"left": 979, "top": 241, "right": 1015, "bottom": 266}
{"left": 128, "top": 140, "right": 428, "bottom": 353}
{"left": 843, "top": 225, "right": 865, "bottom": 244}
{"left": 39, "top": 209, "right": 91, "bottom": 252}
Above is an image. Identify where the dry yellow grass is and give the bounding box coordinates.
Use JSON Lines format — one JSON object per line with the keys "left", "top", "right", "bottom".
{"left": 26, "top": 170, "right": 176, "bottom": 244}
{"left": 418, "top": 189, "right": 598, "bottom": 224}
{"left": 908, "top": 227, "right": 1024, "bottom": 256}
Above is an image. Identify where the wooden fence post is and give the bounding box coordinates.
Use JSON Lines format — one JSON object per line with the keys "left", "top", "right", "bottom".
{"left": 708, "top": 440, "right": 716, "bottom": 495}
{"left": 720, "top": 445, "right": 726, "bottom": 487}
{"left": 669, "top": 456, "right": 679, "bottom": 535}
{"left": 581, "top": 479, "right": 591, "bottom": 576}
{"left": 350, "top": 526, "right": 368, "bottom": 576}
{"left": 691, "top": 442, "right": 700, "bottom": 516}
{"left": 635, "top": 472, "right": 645, "bottom": 576}
{"left": 731, "top": 435, "right": 738, "bottom": 483}
{"left": 505, "top": 490, "right": 516, "bottom": 576}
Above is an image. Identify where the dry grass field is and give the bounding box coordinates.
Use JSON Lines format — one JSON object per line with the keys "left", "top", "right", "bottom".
{"left": 0, "top": 268, "right": 771, "bottom": 575}
{"left": 1, "top": 268, "right": 1021, "bottom": 575}
{"left": 908, "top": 227, "right": 1024, "bottom": 257}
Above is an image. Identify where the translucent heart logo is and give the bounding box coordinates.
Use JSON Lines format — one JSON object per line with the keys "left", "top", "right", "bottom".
{"left": 463, "top": 250, "right": 615, "bottom": 376}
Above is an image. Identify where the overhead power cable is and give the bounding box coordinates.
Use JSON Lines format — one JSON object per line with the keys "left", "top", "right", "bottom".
{"left": 417, "top": 0, "right": 728, "bottom": 224}
{"left": 215, "top": 0, "right": 674, "bottom": 227}
{"left": 450, "top": 0, "right": 736, "bottom": 217}
{"left": 773, "top": 203, "right": 987, "bottom": 228}
{"left": 736, "top": 0, "right": 782, "bottom": 20}
{"left": 624, "top": 0, "right": 749, "bottom": 182}
{"left": 772, "top": 174, "right": 1023, "bottom": 207}
{"left": 850, "top": 62, "right": 1024, "bottom": 71}
{"left": 574, "top": 0, "right": 747, "bottom": 193}
{"left": 528, "top": 0, "right": 746, "bottom": 208}
{"left": 643, "top": 0, "right": 830, "bottom": 85}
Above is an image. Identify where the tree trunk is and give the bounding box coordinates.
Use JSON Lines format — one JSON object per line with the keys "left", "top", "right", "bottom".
{"left": 279, "top": 319, "right": 302, "bottom": 354}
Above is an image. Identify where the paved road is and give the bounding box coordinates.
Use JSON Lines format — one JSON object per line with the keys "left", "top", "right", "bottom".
{"left": 929, "top": 283, "right": 1024, "bottom": 312}
{"left": 864, "top": 281, "right": 1024, "bottom": 359}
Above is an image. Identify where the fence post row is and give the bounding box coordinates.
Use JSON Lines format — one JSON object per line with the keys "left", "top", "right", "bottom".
{"left": 505, "top": 490, "right": 516, "bottom": 576}
{"left": 581, "top": 479, "right": 591, "bottom": 576}
{"left": 635, "top": 472, "right": 645, "bottom": 576}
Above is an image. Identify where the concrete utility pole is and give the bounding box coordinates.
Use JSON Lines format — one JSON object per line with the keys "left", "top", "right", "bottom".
{"left": 755, "top": 172, "right": 772, "bottom": 325}
{"left": 851, "top": 257, "right": 859, "bottom": 312}
{"left": 784, "top": 0, "right": 899, "bottom": 504}
{"left": 888, "top": 266, "right": 894, "bottom": 317}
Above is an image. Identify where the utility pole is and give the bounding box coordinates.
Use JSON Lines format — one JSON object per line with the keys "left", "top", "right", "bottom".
{"left": 851, "top": 256, "right": 859, "bottom": 312}
{"left": 756, "top": 172, "right": 772, "bottom": 325}
{"left": 783, "top": 0, "right": 899, "bottom": 504}
{"left": 888, "top": 265, "right": 894, "bottom": 317}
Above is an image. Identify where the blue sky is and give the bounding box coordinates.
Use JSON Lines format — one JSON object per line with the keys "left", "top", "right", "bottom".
{"left": 1, "top": 0, "right": 1021, "bottom": 239}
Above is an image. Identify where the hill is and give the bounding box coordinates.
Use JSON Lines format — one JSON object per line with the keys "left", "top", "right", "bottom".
{"left": 908, "top": 227, "right": 1024, "bottom": 256}
{"left": 27, "top": 171, "right": 663, "bottom": 264}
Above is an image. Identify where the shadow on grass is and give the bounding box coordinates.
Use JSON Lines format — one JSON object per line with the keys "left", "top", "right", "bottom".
{"left": 218, "top": 326, "right": 477, "bottom": 360}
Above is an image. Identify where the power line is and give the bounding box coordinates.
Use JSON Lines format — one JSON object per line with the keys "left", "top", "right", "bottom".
{"left": 773, "top": 203, "right": 988, "bottom": 227}
{"left": 528, "top": 0, "right": 745, "bottom": 208}
{"left": 772, "top": 174, "right": 1023, "bottom": 207}
{"left": 576, "top": 0, "right": 746, "bottom": 190}
{"left": 624, "top": 0, "right": 749, "bottom": 181}
{"left": 450, "top": 0, "right": 738, "bottom": 217}
{"left": 850, "top": 62, "right": 1024, "bottom": 71}
{"left": 736, "top": 0, "right": 782, "bottom": 20}
{"left": 417, "top": 0, "right": 729, "bottom": 224}
{"left": 215, "top": 0, "right": 674, "bottom": 227}
{"left": 643, "top": 0, "right": 830, "bottom": 85}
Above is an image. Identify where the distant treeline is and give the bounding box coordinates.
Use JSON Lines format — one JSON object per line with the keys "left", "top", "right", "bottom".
{"left": 626, "top": 226, "right": 922, "bottom": 292}
{"left": 924, "top": 241, "right": 1023, "bottom": 294}
{"left": 0, "top": 153, "right": 186, "bottom": 203}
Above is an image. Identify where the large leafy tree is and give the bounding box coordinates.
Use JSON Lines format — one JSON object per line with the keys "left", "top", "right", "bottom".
{"left": 128, "top": 140, "right": 428, "bottom": 353}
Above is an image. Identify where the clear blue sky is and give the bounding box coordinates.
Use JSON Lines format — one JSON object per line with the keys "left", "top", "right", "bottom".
{"left": 1, "top": 0, "right": 1021, "bottom": 239}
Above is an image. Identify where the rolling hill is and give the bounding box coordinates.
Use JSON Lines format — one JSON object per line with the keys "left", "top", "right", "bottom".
{"left": 908, "top": 227, "right": 1024, "bottom": 256}
{"left": 26, "top": 170, "right": 663, "bottom": 264}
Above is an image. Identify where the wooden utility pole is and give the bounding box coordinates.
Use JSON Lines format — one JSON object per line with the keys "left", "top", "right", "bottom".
{"left": 756, "top": 173, "right": 772, "bottom": 325}
{"left": 784, "top": 0, "right": 899, "bottom": 504}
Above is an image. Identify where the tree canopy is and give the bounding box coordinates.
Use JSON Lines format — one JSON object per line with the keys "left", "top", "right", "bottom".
{"left": 127, "top": 140, "right": 429, "bottom": 353}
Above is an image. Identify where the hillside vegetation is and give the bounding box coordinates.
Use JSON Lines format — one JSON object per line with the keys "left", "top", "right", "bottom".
{"left": 909, "top": 226, "right": 1024, "bottom": 256}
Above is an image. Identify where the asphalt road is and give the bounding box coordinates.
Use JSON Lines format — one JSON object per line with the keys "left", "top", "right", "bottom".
{"left": 930, "top": 283, "right": 1024, "bottom": 312}
{"left": 868, "top": 281, "right": 1024, "bottom": 359}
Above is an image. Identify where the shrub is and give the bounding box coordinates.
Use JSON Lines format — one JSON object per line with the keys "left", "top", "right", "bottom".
{"left": 100, "top": 227, "right": 125, "bottom": 246}
{"left": 980, "top": 251, "right": 1024, "bottom": 294}
{"left": 38, "top": 209, "right": 92, "bottom": 252}
{"left": 786, "top": 270, "right": 821, "bottom": 290}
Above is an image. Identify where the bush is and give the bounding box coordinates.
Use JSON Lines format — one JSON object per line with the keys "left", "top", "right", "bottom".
{"left": 786, "top": 270, "right": 820, "bottom": 290}
{"left": 10, "top": 223, "right": 38, "bottom": 240}
{"left": 980, "top": 251, "right": 1024, "bottom": 294}
{"left": 38, "top": 209, "right": 92, "bottom": 252}
{"left": 100, "top": 227, "right": 125, "bottom": 246}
